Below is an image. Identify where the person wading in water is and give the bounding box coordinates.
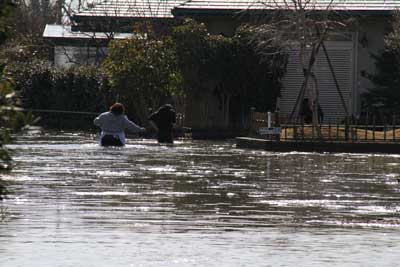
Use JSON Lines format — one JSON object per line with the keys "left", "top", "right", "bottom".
{"left": 148, "top": 104, "right": 176, "bottom": 144}
{"left": 94, "top": 103, "right": 145, "bottom": 146}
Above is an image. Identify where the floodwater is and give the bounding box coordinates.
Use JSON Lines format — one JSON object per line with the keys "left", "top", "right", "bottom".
{"left": 1, "top": 131, "right": 400, "bottom": 266}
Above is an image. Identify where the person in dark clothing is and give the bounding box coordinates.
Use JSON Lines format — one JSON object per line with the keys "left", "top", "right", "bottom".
{"left": 318, "top": 104, "right": 324, "bottom": 124}
{"left": 300, "top": 98, "right": 313, "bottom": 124}
{"left": 148, "top": 104, "right": 176, "bottom": 143}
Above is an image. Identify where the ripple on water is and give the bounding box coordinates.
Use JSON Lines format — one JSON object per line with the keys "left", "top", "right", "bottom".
{"left": 3, "top": 132, "right": 400, "bottom": 266}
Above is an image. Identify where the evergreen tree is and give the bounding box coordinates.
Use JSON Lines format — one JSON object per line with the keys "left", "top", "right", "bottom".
{"left": 362, "top": 11, "right": 400, "bottom": 117}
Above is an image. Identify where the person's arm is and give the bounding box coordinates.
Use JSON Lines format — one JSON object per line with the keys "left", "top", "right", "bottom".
{"left": 93, "top": 114, "right": 103, "bottom": 127}
{"left": 171, "top": 110, "right": 176, "bottom": 124}
{"left": 148, "top": 120, "right": 159, "bottom": 132}
{"left": 148, "top": 112, "right": 159, "bottom": 132}
{"left": 124, "top": 116, "right": 145, "bottom": 133}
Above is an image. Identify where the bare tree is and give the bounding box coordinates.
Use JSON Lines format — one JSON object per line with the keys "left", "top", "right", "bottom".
{"left": 0, "top": 0, "right": 62, "bottom": 62}
{"left": 247, "top": 0, "right": 351, "bottom": 128}
{"left": 386, "top": 10, "right": 400, "bottom": 50}
{"left": 54, "top": 0, "right": 181, "bottom": 66}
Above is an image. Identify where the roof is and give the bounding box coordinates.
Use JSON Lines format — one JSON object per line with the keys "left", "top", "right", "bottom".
{"left": 74, "top": 0, "right": 187, "bottom": 19}
{"left": 43, "top": 24, "right": 134, "bottom": 40}
{"left": 44, "top": 0, "right": 400, "bottom": 41}
{"left": 173, "top": 0, "right": 400, "bottom": 15}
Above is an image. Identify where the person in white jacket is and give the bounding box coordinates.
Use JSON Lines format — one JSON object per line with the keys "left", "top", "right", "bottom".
{"left": 94, "top": 103, "right": 145, "bottom": 146}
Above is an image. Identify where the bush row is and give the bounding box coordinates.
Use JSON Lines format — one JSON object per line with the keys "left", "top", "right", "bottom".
{"left": 10, "top": 61, "right": 112, "bottom": 129}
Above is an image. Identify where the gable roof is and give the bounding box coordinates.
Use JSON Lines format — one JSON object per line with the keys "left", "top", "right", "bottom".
{"left": 74, "top": 0, "right": 187, "bottom": 19}
{"left": 73, "top": 0, "right": 400, "bottom": 20}
{"left": 172, "top": 0, "right": 400, "bottom": 15}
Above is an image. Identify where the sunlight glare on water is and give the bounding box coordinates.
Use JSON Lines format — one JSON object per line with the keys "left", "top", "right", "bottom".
{"left": 1, "top": 131, "right": 400, "bottom": 266}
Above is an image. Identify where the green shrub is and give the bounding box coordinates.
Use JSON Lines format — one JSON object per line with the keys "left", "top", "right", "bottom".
{"left": 1, "top": 0, "right": 17, "bottom": 201}
{"left": 102, "top": 36, "right": 181, "bottom": 124}
{"left": 362, "top": 11, "right": 400, "bottom": 120}
{"left": 172, "top": 19, "right": 287, "bottom": 128}
{"left": 362, "top": 51, "right": 400, "bottom": 117}
{"left": 10, "top": 61, "right": 109, "bottom": 129}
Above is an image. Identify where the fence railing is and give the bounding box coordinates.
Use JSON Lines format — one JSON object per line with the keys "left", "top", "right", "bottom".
{"left": 279, "top": 123, "right": 400, "bottom": 143}
{"left": 249, "top": 111, "right": 400, "bottom": 143}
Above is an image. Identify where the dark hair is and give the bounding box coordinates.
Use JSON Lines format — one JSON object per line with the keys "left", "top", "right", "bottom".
{"left": 110, "top": 103, "right": 125, "bottom": 115}
{"left": 159, "top": 104, "right": 173, "bottom": 111}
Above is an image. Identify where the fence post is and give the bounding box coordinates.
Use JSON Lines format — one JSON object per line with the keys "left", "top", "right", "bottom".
{"left": 312, "top": 123, "right": 315, "bottom": 141}
{"left": 274, "top": 110, "right": 281, "bottom": 141}
{"left": 328, "top": 121, "right": 331, "bottom": 141}
{"left": 267, "top": 112, "right": 272, "bottom": 128}
{"left": 372, "top": 115, "right": 376, "bottom": 142}
{"left": 344, "top": 116, "right": 349, "bottom": 141}
{"left": 249, "top": 107, "right": 256, "bottom": 135}
{"left": 336, "top": 119, "right": 339, "bottom": 141}
{"left": 384, "top": 115, "right": 387, "bottom": 142}
{"left": 393, "top": 113, "right": 396, "bottom": 142}
{"left": 284, "top": 123, "right": 287, "bottom": 140}
{"left": 353, "top": 116, "right": 357, "bottom": 142}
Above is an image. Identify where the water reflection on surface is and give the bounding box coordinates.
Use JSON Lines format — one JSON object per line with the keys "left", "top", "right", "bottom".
{"left": 1, "top": 131, "right": 400, "bottom": 266}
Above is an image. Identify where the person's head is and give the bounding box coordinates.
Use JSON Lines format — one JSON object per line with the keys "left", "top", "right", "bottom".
{"left": 110, "top": 103, "right": 125, "bottom": 115}
{"left": 159, "top": 104, "right": 173, "bottom": 111}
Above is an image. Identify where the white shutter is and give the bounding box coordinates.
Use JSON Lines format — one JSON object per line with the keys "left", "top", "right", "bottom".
{"left": 280, "top": 41, "right": 354, "bottom": 123}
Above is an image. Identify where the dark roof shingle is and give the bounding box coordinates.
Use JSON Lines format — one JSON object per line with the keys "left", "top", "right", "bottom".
{"left": 76, "top": 0, "right": 187, "bottom": 19}
{"left": 74, "top": 0, "right": 400, "bottom": 20}
{"left": 173, "top": 0, "right": 400, "bottom": 13}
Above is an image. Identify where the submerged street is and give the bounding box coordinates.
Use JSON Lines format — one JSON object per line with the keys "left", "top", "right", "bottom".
{"left": 1, "top": 131, "right": 400, "bottom": 266}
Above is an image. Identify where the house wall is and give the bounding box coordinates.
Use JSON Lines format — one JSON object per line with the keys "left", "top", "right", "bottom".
{"left": 195, "top": 14, "right": 391, "bottom": 123}
{"left": 280, "top": 40, "right": 355, "bottom": 123}
{"left": 201, "top": 16, "right": 237, "bottom": 36}
{"left": 54, "top": 46, "right": 107, "bottom": 68}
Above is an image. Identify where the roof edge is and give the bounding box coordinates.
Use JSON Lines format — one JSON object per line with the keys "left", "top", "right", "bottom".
{"left": 172, "top": 7, "right": 395, "bottom": 17}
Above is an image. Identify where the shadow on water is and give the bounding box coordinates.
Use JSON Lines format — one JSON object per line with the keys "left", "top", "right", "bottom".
{"left": 2, "top": 130, "right": 400, "bottom": 266}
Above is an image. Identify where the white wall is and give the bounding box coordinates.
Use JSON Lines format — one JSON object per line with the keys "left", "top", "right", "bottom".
{"left": 54, "top": 46, "right": 108, "bottom": 68}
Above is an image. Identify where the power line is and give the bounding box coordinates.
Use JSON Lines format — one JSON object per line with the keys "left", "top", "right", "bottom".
{"left": 4, "top": 107, "right": 99, "bottom": 116}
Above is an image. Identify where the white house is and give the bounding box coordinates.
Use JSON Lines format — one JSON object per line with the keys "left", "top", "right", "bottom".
{"left": 43, "top": 0, "right": 186, "bottom": 67}
{"left": 172, "top": 0, "right": 400, "bottom": 122}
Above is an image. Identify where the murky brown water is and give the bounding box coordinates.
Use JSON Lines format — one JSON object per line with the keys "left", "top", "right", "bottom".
{"left": 1, "top": 131, "right": 400, "bottom": 266}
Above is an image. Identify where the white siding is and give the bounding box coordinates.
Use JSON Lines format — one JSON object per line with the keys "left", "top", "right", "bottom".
{"left": 280, "top": 41, "right": 354, "bottom": 123}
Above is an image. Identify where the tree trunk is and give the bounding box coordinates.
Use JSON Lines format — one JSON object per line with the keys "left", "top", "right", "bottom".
{"left": 290, "top": 44, "right": 318, "bottom": 122}
{"left": 290, "top": 36, "right": 327, "bottom": 123}
{"left": 311, "top": 74, "right": 321, "bottom": 137}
